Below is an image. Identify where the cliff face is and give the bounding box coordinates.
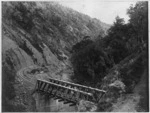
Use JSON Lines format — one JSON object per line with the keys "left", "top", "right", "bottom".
{"left": 2, "top": 2, "right": 110, "bottom": 112}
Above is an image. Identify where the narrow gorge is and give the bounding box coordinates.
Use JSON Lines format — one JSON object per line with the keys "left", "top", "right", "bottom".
{"left": 2, "top": 1, "right": 148, "bottom": 112}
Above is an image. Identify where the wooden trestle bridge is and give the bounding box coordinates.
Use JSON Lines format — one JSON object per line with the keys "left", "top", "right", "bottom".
{"left": 33, "top": 77, "right": 106, "bottom": 106}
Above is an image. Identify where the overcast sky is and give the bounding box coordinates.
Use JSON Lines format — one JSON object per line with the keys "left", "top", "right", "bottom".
{"left": 58, "top": 0, "right": 136, "bottom": 24}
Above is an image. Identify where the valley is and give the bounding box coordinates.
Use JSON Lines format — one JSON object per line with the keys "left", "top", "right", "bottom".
{"left": 2, "top": 1, "right": 148, "bottom": 112}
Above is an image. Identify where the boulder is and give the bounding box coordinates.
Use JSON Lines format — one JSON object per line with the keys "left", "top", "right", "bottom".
{"left": 109, "top": 80, "right": 126, "bottom": 93}
{"left": 77, "top": 100, "right": 97, "bottom": 112}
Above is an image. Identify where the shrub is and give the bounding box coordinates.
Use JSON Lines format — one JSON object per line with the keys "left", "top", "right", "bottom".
{"left": 71, "top": 38, "right": 113, "bottom": 84}
{"left": 2, "top": 63, "right": 16, "bottom": 111}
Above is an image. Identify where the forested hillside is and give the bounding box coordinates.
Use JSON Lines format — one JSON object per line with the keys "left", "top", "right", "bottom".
{"left": 71, "top": 1, "right": 148, "bottom": 111}
{"left": 2, "top": 1, "right": 148, "bottom": 112}
{"left": 2, "top": 2, "right": 109, "bottom": 112}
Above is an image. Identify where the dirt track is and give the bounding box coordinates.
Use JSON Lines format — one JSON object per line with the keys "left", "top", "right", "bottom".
{"left": 112, "top": 69, "right": 148, "bottom": 112}
{"left": 16, "top": 65, "right": 77, "bottom": 112}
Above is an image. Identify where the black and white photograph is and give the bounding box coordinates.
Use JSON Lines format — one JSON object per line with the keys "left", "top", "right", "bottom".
{"left": 1, "top": 0, "right": 149, "bottom": 112}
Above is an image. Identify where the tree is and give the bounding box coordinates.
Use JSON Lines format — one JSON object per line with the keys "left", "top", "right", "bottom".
{"left": 127, "top": 1, "right": 148, "bottom": 45}
{"left": 103, "top": 16, "right": 130, "bottom": 64}
{"left": 102, "top": 2, "right": 148, "bottom": 63}
{"left": 72, "top": 36, "right": 93, "bottom": 53}
{"left": 71, "top": 38, "right": 113, "bottom": 84}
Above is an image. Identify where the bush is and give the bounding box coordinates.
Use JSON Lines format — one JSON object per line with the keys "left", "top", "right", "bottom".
{"left": 120, "top": 54, "right": 145, "bottom": 93}
{"left": 71, "top": 39, "right": 113, "bottom": 84}
{"left": 2, "top": 63, "right": 16, "bottom": 111}
{"left": 2, "top": 62, "right": 26, "bottom": 112}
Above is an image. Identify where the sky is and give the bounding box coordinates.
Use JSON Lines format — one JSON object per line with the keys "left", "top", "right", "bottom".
{"left": 58, "top": 0, "right": 136, "bottom": 24}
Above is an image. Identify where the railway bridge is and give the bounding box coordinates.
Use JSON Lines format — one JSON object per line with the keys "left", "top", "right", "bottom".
{"left": 33, "top": 77, "right": 106, "bottom": 106}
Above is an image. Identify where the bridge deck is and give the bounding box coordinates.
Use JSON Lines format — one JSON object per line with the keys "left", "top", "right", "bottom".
{"left": 34, "top": 78, "right": 106, "bottom": 105}
{"left": 48, "top": 77, "right": 106, "bottom": 93}
{"left": 37, "top": 79, "right": 93, "bottom": 96}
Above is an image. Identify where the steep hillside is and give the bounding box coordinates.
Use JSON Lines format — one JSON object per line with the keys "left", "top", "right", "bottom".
{"left": 96, "top": 51, "right": 148, "bottom": 112}
{"left": 2, "top": 1, "right": 109, "bottom": 112}
{"left": 70, "top": 1, "right": 148, "bottom": 112}
{"left": 2, "top": 1, "right": 109, "bottom": 70}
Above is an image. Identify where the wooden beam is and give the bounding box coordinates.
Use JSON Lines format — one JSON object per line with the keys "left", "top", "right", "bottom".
{"left": 39, "top": 82, "right": 45, "bottom": 90}
{"left": 42, "top": 83, "right": 47, "bottom": 91}
{"left": 63, "top": 101, "right": 71, "bottom": 104}
{"left": 48, "top": 78, "right": 106, "bottom": 93}
{"left": 69, "top": 103, "right": 76, "bottom": 106}
{"left": 36, "top": 79, "right": 106, "bottom": 104}
{"left": 39, "top": 81, "right": 43, "bottom": 88}
{"left": 37, "top": 79, "right": 93, "bottom": 95}
{"left": 58, "top": 98, "right": 64, "bottom": 102}
{"left": 46, "top": 84, "right": 51, "bottom": 92}
{"left": 53, "top": 96, "right": 60, "bottom": 100}
{"left": 49, "top": 94, "right": 55, "bottom": 98}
